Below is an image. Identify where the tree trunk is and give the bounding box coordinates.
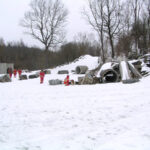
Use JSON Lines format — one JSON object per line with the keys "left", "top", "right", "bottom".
{"left": 108, "top": 29, "right": 115, "bottom": 58}
{"left": 44, "top": 50, "right": 50, "bottom": 68}
{"left": 100, "top": 3, "right": 105, "bottom": 63}
{"left": 100, "top": 34, "right": 105, "bottom": 62}
{"left": 45, "top": 45, "right": 49, "bottom": 52}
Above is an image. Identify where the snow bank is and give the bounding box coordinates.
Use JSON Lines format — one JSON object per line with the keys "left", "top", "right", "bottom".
{"left": 52, "top": 55, "right": 99, "bottom": 74}
{"left": 0, "top": 55, "right": 150, "bottom": 150}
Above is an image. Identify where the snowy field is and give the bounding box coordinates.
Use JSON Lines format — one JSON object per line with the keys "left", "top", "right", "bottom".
{"left": 0, "top": 55, "right": 150, "bottom": 150}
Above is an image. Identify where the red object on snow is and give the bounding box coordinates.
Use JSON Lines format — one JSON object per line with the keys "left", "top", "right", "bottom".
{"left": 18, "top": 69, "right": 22, "bottom": 76}
{"left": 64, "top": 75, "right": 69, "bottom": 86}
{"left": 13, "top": 69, "right": 17, "bottom": 78}
{"left": 40, "top": 71, "right": 45, "bottom": 84}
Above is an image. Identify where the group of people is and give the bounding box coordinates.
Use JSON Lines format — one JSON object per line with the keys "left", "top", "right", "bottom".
{"left": 40, "top": 70, "right": 71, "bottom": 86}
{"left": 6, "top": 68, "right": 71, "bottom": 85}
{"left": 7, "top": 68, "right": 22, "bottom": 78}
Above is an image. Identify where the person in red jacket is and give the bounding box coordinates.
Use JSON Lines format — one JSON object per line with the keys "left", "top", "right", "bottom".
{"left": 64, "top": 75, "right": 69, "bottom": 86}
{"left": 13, "top": 69, "right": 17, "bottom": 78}
{"left": 18, "top": 69, "right": 22, "bottom": 77}
{"left": 40, "top": 70, "right": 45, "bottom": 84}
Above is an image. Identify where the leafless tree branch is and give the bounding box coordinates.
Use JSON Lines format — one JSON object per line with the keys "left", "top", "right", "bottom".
{"left": 20, "top": 0, "right": 68, "bottom": 51}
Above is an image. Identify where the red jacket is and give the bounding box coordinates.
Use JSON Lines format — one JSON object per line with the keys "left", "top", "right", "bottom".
{"left": 18, "top": 70, "right": 22, "bottom": 75}
{"left": 40, "top": 71, "right": 45, "bottom": 78}
{"left": 64, "top": 75, "right": 69, "bottom": 85}
{"left": 13, "top": 69, "right": 17, "bottom": 74}
{"left": 8, "top": 68, "right": 12, "bottom": 74}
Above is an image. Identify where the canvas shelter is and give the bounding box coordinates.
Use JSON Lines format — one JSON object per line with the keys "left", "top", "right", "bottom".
{"left": 0, "top": 63, "right": 14, "bottom": 74}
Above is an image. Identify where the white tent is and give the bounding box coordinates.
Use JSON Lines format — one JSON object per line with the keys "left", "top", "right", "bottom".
{"left": 0, "top": 63, "right": 14, "bottom": 74}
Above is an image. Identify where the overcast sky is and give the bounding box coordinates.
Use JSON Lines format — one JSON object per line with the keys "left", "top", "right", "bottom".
{"left": 0, "top": 0, "right": 92, "bottom": 48}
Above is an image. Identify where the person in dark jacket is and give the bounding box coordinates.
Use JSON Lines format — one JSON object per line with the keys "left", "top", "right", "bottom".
{"left": 7, "top": 68, "right": 9, "bottom": 74}
{"left": 8, "top": 68, "right": 13, "bottom": 78}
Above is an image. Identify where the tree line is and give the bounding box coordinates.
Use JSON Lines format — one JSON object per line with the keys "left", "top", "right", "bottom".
{"left": 83, "top": 0, "right": 150, "bottom": 62}
{"left": 0, "top": 0, "right": 150, "bottom": 70}
{"left": 0, "top": 34, "right": 99, "bottom": 70}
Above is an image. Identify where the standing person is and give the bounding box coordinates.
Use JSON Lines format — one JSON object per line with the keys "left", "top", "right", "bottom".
{"left": 18, "top": 69, "right": 22, "bottom": 77}
{"left": 7, "top": 68, "right": 9, "bottom": 75}
{"left": 40, "top": 70, "right": 45, "bottom": 84}
{"left": 8, "top": 68, "right": 13, "bottom": 78}
{"left": 64, "top": 75, "right": 69, "bottom": 86}
{"left": 13, "top": 69, "right": 17, "bottom": 78}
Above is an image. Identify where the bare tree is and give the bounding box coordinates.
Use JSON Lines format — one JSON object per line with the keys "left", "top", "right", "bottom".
{"left": 103, "top": 0, "right": 122, "bottom": 58}
{"left": 83, "top": 0, "right": 122, "bottom": 60}
{"left": 21, "top": 0, "right": 68, "bottom": 51}
{"left": 82, "top": 0, "right": 106, "bottom": 62}
{"left": 0, "top": 38, "right": 5, "bottom": 47}
{"left": 121, "top": 0, "right": 133, "bottom": 33}
{"left": 131, "top": 0, "right": 143, "bottom": 24}
{"left": 144, "top": 0, "right": 150, "bottom": 47}
{"left": 130, "top": 0, "right": 143, "bottom": 54}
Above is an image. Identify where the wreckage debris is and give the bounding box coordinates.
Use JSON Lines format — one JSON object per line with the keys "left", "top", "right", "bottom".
{"left": 78, "top": 77, "right": 84, "bottom": 84}
{"left": 49, "top": 79, "right": 62, "bottom": 85}
{"left": 128, "top": 62, "right": 142, "bottom": 79}
{"left": 132, "top": 60, "right": 142, "bottom": 72}
{"left": 75, "top": 66, "right": 88, "bottom": 74}
{"left": 78, "top": 58, "right": 143, "bottom": 85}
{"left": 0, "top": 75, "right": 11, "bottom": 82}
{"left": 58, "top": 70, "right": 69, "bottom": 74}
{"left": 44, "top": 70, "right": 51, "bottom": 74}
{"left": 79, "top": 70, "right": 100, "bottom": 84}
{"left": 19, "top": 75, "right": 28, "bottom": 80}
{"left": 29, "top": 74, "right": 39, "bottom": 79}
{"left": 81, "top": 73, "right": 94, "bottom": 84}
{"left": 119, "top": 61, "right": 142, "bottom": 84}
{"left": 141, "top": 71, "right": 150, "bottom": 76}
{"left": 141, "top": 54, "right": 150, "bottom": 67}
{"left": 100, "top": 69, "right": 119, "bottom": 83}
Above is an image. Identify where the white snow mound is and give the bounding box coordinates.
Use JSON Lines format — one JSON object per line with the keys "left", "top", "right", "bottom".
{"left": 0, "top": 55, "right": 150, "bottom": 150}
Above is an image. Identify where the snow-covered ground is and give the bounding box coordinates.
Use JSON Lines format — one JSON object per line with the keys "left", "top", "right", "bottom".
{"left": 0, "top": 55, "right": 150, "bottom": 150}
